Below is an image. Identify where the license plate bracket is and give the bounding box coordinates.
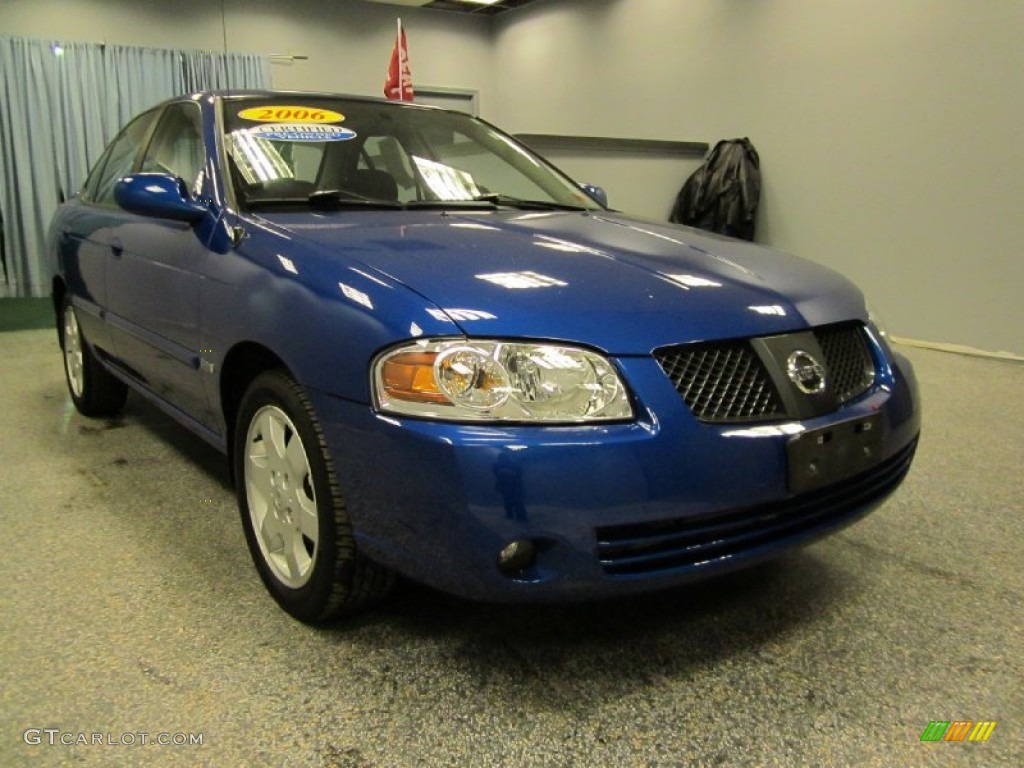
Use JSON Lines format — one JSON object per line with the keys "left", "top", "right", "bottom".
{"left": 787, "top": 414, "right": 884, "bottom": 493}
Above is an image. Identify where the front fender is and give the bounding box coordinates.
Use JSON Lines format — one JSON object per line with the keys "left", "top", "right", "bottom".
{"left": 199, "top": 224, "right": 460, "bottom": 405}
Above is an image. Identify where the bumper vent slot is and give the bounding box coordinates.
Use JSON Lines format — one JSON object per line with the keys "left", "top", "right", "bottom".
{"left": 595, "top": 437, "right": 917, "bottom": 577}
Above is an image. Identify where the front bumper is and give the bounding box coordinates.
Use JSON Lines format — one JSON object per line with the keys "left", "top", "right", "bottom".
{"left": 314, "top": 348, "right": 920, "bottom": 602}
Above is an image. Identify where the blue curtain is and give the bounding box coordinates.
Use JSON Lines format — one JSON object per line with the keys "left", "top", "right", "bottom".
{"left": 103, "top": 45, "right": 184, "bottom": 130}
{"left": 0, "top": 36, "right": 270, "bottom": 298}
{"left": 181, "top": 50, "right": 270, "bottom": 93}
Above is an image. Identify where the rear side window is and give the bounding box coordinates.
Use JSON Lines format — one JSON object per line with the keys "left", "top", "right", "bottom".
{"left": 86, "top": 109, "right": 159, "bottom": 205}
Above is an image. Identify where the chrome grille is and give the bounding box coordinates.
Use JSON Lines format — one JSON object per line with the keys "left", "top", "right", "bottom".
{"left": 654, "top": 342, "right": 783, "bottom": 422}
{"left": 815, "top": 323, "right": 874, "bottom": 404}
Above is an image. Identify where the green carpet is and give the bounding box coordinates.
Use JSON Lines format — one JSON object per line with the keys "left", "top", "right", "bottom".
{"left": 0, "top": 298, "right": 54, "bottom": 332}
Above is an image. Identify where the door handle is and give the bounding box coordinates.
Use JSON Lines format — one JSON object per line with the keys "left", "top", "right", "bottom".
{"left": 109, "top": 238, "right": 124, "bottom": 258}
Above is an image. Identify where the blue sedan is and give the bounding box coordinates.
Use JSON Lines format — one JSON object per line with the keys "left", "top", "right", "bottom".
{"left": 49, "top": 91, "right": 920, "bottom": 622}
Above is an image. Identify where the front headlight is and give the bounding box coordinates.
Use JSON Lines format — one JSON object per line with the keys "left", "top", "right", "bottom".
{"left": 373, "top": 339, "right": 634, "bottom": 422}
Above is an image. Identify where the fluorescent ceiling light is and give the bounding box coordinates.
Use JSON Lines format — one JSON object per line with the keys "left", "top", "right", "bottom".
{"left": 362, "top": 1, "right": 431, "bottom": 6}
{"left": 361, "top": 0, "right": 501, "bottom": 5}
{"left": 361, "top": 0, "right": 537, "bottom": 12}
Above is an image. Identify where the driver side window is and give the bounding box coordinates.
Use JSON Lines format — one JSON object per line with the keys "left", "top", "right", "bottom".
{"left": 88, "top": 109, "right": 159, "bottom": 205}
{"left": 139, "top": 103, "right": 206, "bottom": 196}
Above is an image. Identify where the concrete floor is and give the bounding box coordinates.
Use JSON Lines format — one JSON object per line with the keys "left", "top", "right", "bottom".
{"left": 1, "top": 328, "right": 1021, "bottom": 767}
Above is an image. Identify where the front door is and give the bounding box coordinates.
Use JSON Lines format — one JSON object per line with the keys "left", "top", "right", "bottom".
{"left": 104, "top": 102, "right": 211, "bottom": 422}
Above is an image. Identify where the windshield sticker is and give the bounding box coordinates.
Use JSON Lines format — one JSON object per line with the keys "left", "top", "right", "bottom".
{"left": 238, "top": 106, "right": 345, "bottom": 123}
{"left": 248, "top": 123, "right": 357, "bottom": 142}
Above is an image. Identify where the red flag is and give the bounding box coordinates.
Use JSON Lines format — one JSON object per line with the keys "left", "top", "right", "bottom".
{"left": 384, "top": 19, "right": 414, "bottom": 102}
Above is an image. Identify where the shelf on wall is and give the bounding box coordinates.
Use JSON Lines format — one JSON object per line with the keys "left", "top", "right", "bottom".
{"left": 515, "top": 134, "right": 709, "bottom": 156}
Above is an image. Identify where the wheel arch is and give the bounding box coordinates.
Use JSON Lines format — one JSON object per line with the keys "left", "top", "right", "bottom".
{"left": 219, "top": 341, "right": 294, "bottom": 483}
{"left": 52, "top": 276, "right": 67, "bottom": 345}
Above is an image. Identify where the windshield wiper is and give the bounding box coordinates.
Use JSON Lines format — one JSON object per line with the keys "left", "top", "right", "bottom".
{"left": 244, "top": 190, "right": 401, "bottom": 210}
{"left": 403, "top": 199, "right": 499, "bottom": 210}
{"left": 470, "top": 193, "right": 588, "bottom": 211}
{"left": 308, "top": 189, "right": 403, "bottom": 210}
{"left": 247, "top": 190, "right": 589, "bottom": 212}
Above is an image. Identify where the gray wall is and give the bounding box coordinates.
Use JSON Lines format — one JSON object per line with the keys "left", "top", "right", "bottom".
{"left": 0, "top": 0, "right": 493, "bottom": 103}
{"left": 493, "top": 0, "right": 1024, "bottom": 356}
{"left": 2, "top": 0, "right": 1021, "bottom": 354}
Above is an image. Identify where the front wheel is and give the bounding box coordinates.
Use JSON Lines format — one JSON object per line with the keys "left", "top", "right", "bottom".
{"left": 61, "top": 297, "right": 127, "bottom": 417}
{"left": 234, "top": 371, "right": 394, "bottom": 623}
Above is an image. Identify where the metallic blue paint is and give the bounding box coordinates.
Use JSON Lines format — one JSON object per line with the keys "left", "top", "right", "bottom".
{"left": 115, "top": 173, "right": 208, "bottom": 222}
{"left": 50, "top": 91, "right": 920, "bottom": 603}
{"left": 251, "top": 208, "right": 866, "bottom": 359}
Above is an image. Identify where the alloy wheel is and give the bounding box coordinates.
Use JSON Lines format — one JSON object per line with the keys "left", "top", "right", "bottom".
{"left": 244, "top": 405, "right": 319, "bottom": 588}
{"left": 63, "top": 304, "right": 85, "bottom": 398}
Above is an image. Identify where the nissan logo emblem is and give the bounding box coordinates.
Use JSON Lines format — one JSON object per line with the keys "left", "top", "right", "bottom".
{"left": 786, "top": 350, "right": 827, "bottom": 395}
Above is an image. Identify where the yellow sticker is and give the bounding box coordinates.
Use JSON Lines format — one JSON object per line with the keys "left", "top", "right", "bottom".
{"left": 238, "top": 106, "right": 344, "bottom": 124}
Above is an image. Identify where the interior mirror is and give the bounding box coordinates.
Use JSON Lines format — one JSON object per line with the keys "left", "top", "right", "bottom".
{"left": 114, "top": 173, "right": 207, "bottom": 222}
{"left": 579, "top": 183, "right": 608, "bottom": 208}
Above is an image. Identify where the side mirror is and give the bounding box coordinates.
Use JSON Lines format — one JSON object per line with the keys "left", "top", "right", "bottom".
{"left": 579, "top": 183, "right": 608, "bottom": 208}
{"left": 114, "top": 173, "right": 207, "bottom": 223}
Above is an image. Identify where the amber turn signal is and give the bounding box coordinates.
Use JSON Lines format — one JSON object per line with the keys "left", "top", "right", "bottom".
{"left": 379, "top": 351, "right": 448, "bottom": 403}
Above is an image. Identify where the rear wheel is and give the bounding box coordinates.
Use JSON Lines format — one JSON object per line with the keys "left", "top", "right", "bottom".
{"left": 61, "top": 298, "right": 127, "bottom": 417}
{"left": 234, "top": 370, "right": 394, "bottom": 623}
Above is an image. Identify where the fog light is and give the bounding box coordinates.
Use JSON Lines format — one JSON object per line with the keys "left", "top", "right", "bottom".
{"left": 497, "top": 539, "right": 536, "bottom": 575}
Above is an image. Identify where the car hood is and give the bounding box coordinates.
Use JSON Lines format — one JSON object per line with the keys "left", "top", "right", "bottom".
{"left": 253, "top": 209, "right": 865, "bottom": 354}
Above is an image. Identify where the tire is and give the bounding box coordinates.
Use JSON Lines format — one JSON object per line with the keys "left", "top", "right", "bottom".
{"left": 234, "top": 370, "right": 394, "bottom": 623}
{"left": 61, "top": 297, "right": 128, "bottom": 417}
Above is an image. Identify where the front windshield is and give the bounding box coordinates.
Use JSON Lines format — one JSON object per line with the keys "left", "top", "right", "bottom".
{"left": 221, "top": 97, "right": 599, "bottom": 211}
